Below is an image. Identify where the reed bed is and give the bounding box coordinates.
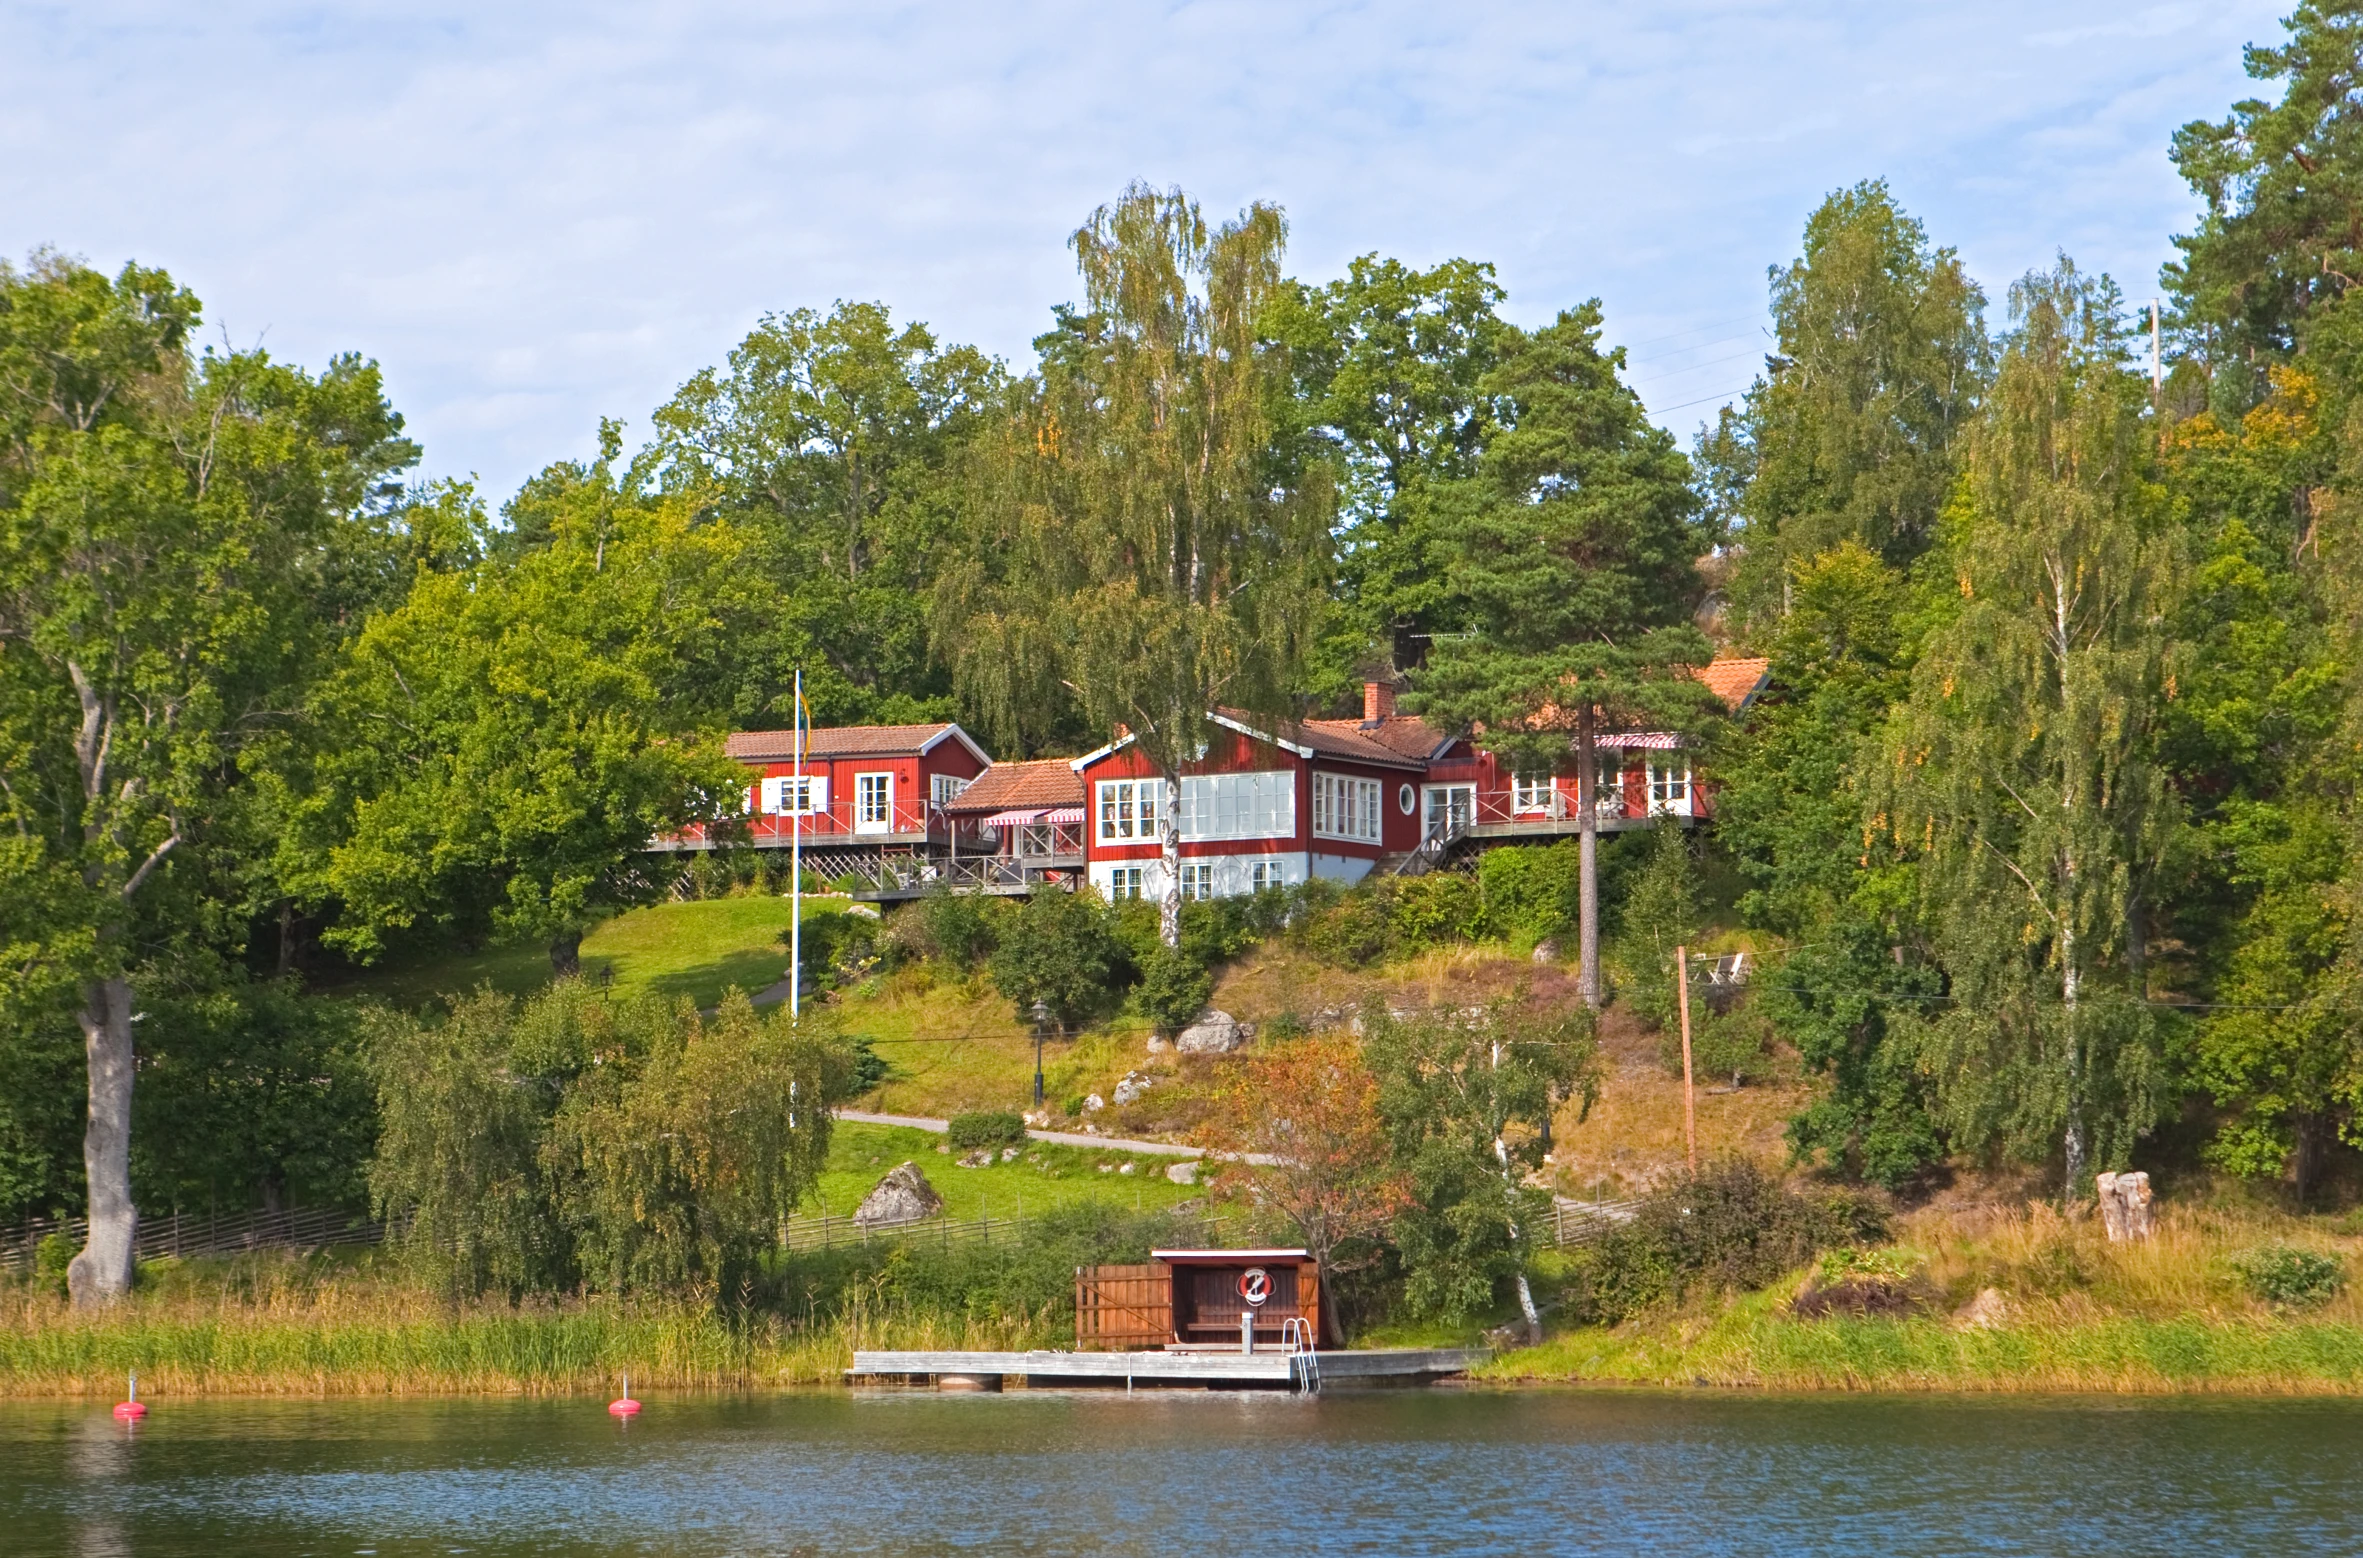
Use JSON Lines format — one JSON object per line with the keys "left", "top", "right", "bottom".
{"left": 1487, "top": 1200, "right": 2363, "bottom": 1394}
{"left": 0, "top": 1260, "right": 1063, "bottom": 1397}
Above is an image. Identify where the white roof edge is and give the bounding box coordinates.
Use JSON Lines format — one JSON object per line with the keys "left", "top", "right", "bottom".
{"left": 920, "top": 723, "right": 994, "bottom": 766}
{"left": 1069, "top": 732, "right": 1135, "bottom": 772}
{"left": 1150, "top": 1248, "right": 1313, "bottom": 1260}
{"left": 1207, "top": 710, "right": 1314, "bottom": 760}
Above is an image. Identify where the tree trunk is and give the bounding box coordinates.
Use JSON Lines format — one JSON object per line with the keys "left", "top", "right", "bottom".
{"left": 551, "top": 931, "right": 583, "bottom": 977}
{"left": 68, "top": 974, "right": 138, "bottom": 1306}
{"left": 2061, "top": 912, "right": 2085, "bottom": 1196}
{"left": 1495, "top": 1133, "right": 1542, "bottom": 1344}
{"left": 1158, "top": 771, "right": 1181, "bottom": 950}
{"left": 1576, "top": 709, "right": 1601, "bottom": 1010}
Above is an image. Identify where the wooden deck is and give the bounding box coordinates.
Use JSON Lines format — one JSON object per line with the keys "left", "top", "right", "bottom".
{"left": 848, "top": 1347, "right": 1484, "bottom": 1389}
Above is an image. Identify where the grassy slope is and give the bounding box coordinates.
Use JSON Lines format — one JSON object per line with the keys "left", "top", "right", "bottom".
{"left": 315, "top": 895, "right": 847, "bottom": 1012}
{"left": 816, "top": 1123, "right": 1202, "bottom": 1220}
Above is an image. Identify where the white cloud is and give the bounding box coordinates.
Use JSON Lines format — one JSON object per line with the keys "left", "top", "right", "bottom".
{"left": 0, "top": 0, "right": 2281, "bottom": 492}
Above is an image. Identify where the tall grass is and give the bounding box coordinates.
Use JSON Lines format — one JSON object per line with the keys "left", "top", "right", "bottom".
{"left": 1488, "top": 1199, "right": 2363, "bottom": 1393}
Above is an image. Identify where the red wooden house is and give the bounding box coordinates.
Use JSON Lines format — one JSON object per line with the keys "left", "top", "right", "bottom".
{"left": 682, "top": 723, "right": 989, "bottom": 884}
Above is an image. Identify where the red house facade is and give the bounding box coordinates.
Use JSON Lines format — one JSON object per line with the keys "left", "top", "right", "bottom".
{"left": 682, "top": 657, "right": 1770, "bottom": 901}
{"left": 720, "top": 721, "right": 990, "bottom": 850}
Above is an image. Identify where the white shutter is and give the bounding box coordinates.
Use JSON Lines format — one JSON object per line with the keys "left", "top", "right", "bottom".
{"left": 807, "top": 775, "right": 829, "bottom": 814}
{"left": 758, "top": 776, "right": 786, "bottom": 813}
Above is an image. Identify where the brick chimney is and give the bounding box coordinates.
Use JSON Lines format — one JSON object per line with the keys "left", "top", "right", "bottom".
{"left": 1363, "top": 680, "right": 1397, "bottom": 723}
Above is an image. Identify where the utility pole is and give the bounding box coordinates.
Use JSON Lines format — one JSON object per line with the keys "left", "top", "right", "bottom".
{"left": 790, "top": 667, "right": 804, "bottom": 1020}
{"left": 1676, "top": 945, "right": 1697, "bottom": 1173}
{"left": 2151, "top": 300, "right": 2163, "bottom": 406}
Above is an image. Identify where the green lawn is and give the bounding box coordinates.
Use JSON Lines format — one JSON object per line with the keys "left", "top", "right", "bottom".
{"left": 318, "top": 895, "right": 847, "bottom": 1012}
{"left": 813, "top": 1122, "right": 1203, "bottom": 1221}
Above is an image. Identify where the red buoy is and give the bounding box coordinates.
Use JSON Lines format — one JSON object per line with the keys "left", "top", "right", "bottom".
{"left": 608, "top": 1371, "right": 640, "bottom": 1417}
{"left": 114, "top": 1372, "right": 147, "bottom": 1420}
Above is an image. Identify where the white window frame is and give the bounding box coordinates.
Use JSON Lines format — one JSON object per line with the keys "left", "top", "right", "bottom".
{"left": 1095, "top": 778, "right": 1167, "bottom": 843}
{"left": 1175, "top": 770, "right": 1295, "bottom": 841}
{"left": 1106, "top": 866, "right": 1146, "bottom": 901}
{"left": 1249, "top": 858, "right": 1285, "bottom": 893}
{"left": 1647, "top": 758, "right": 1692, "bottom": 817}
{"left": 930, "top": 773, "right": 969, "bottom": 810}
{"left": 1510, "top": 772, "right": 1553, "bottom": 814}
{"left": 760, "top": 774, "right": 827, "bottom": 816}
{"left": 1179, "top": 861, "right": 1215, "bottom": 901}
{"left": 1423, "top": 783, "right": 1475, "bottom": 840}
{"left": 1312, "top": 773, "right": 1384, "bottom": 843}
{"left": 854, "top": 771, "right": 894, "bottom": 833}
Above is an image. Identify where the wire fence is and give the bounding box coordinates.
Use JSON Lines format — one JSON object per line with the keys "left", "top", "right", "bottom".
{"left": 0, "top": 1206, "right": 389, "bottom": 1271}
{"left": 1, "top": 1196, "right": 1630, "bottom": 1272}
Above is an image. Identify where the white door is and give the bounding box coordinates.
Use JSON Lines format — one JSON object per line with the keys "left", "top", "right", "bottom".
{"left": 1423, "top": 784, "right": 1475, "bottom": 840}
{"left": 854, "top": 772, "right": 894, "bottom": 834}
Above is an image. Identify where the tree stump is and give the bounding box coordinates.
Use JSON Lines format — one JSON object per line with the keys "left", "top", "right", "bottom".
{"left": 2094, "top": 1170, "right": 2154, "bottom": 1241}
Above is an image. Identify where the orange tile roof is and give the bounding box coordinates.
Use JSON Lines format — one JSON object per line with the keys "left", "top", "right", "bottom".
{"left": 725, "top": 722, "right": 986, "bottom": 762}
{"left": 1210, "top": 709, "right": 1431, "bottom": 770}
{"left": 1696, "top": 656, "right": 1770, "bottom": 711}
{"left": 944, "top": 758, "right": 1086, "bottom": 813}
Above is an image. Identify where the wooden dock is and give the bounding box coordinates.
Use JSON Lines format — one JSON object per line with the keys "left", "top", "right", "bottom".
{"left": 848, "top": 1347, "right": 1484, "bottom": 1390}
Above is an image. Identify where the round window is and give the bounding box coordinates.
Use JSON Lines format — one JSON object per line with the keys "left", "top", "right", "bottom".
{"left": 1397, "top": 783, "right": 1416, "bottom": 815}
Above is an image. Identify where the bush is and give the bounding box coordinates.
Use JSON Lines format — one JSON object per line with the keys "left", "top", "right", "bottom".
{"left": 33, "top": 1233, "right": 72, "bottom": 1295}
{"left": 917, "top": 889, "right": 1006, "bottom": 973}
{"left": 1571, "top": 1160, "right": 1887, "bottom": 1324}
{"left": 1478, "top": 842, "right": 1580, "bottom": 941}
{"left": 947, "top": 1110, "right": 1029, "bottom": 1152}
{"left": 1135, "top": 944, "right": 1214, "bottom": 1035}
{"left": 1612, "top": 824, "right": 1702, "bottom": 1032}
{"left": 1664, "top": 1003, "right": 1776, "bottom": 1087}
{"left": 990, "top": 887, "right": 1132, "bottom": 1028}
{"left": 2232, "top": 1245, "right": 2345, "bottom": 1310}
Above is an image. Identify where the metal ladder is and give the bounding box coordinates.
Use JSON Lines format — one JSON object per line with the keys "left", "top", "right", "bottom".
{"left": 1281, "top": 1317, "right": 1320, "bottom": 1394}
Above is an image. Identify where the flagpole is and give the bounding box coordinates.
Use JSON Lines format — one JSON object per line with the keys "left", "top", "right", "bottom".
{"left": 790, "top": 668, "right": 803, "bottom": 1020}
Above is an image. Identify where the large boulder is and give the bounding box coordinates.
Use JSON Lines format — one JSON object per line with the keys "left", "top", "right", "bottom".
{"left": 1174, "top": 1008, "right": 1246, "bottom": 1054}
{"left": 1112, "top": 1070, "right": 1156, "bottom": 1106}
{"left": 854, "top": 1161, "right": 945, "bottom": 1227}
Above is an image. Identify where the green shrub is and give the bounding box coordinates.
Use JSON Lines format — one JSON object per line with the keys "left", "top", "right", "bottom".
{"left": 1571, "top": 1159, "right": 1886, "bottom": 1324}
{"left": 990, "top": 887, "right": 1132, "bottom": 1028}
{"left": 1665, "top": 1003, "right": 1776, "bottom": 1087}
{"left": 947, "top": 1110, "right": 1029, "bottom": 1152}
{"left": 1478, "top": 842, "right": 1580, "bottom": 940}
{"left": 916, "top": 888, "right": 1007, "bottom": 973}
{"left": 1612, "top": 824, "right": 1702, "bottom": 1033}
{"left": 33, "top": 1233, "right": 72, "bottom": 1295}
{"left": 1134, "top": 945, "right": 1214, "bottom": 1035}
{"left": 2232, "top": 1245, "right": 2345, "bottom": 1310}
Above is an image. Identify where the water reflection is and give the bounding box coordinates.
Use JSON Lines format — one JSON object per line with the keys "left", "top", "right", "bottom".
{"left": 0, "top": 1389, "right": 2358, "bottom": 1556}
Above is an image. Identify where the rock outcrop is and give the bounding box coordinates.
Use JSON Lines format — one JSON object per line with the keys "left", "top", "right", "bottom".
{"left": 1175, "top": 1008, "right": 1247, "bottom": 1054}
{"left": 853, "top": 1161, "right": 945, "bottom": 1227}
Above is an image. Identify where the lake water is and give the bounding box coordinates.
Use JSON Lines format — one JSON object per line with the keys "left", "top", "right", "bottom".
{"left": 3, "top": 1388, "right": 2359, "bottom": 1556}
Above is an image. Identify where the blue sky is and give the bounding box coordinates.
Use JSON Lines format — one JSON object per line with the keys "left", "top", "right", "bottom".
{"left": 0, "top": 2, "right": 2284, "bottom": 499}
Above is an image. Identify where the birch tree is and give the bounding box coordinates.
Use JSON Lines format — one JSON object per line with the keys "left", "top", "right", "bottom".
{"left": 1877, "top": 257, "right": 2175, "bottom": 1192}
{"left": 0, "top": 253, "right": 415, "bottom": 1302}
{"left": 942, "top": 183, "right": 1332, "bottom": 945}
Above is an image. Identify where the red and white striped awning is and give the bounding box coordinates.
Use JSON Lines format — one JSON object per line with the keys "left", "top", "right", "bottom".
{"left": 984, "top": 808, "right": 1045, "bottom": 828}
{"left": 1598, "top": 732, "right": 1683, "bottom": 750}
{"left": 1042, "top": 806, "right": 1084, "bottom": 825}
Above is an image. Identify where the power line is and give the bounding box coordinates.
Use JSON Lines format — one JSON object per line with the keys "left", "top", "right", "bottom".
{"left": 1627, "top": 347, "right": 1771, "bottom": 388}
{"left": 1615, "top": 314, "right": 1768, "bottom": 352}
{"left": 1644, "top": 383, "right": 1757, "bottom": 416}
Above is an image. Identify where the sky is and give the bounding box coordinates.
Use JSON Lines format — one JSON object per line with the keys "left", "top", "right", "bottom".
{"left": 0, "top": 1, "right": 2288, "bottom": 499}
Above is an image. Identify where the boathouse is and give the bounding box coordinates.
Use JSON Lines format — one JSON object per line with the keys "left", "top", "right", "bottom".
{"left": 1075, "top": 1248, "right": 1323, "bottom": 1351}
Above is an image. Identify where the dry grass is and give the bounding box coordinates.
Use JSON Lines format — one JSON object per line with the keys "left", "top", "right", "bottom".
{"left": 1488, "top": 1198, "right": 2363, "bottom": 1393}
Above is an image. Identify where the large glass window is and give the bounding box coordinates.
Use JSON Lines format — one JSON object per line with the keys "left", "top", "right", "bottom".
{"left": 1312, "top": 773, "right": 1384, "bottom": 842}
{"left": 1423, "top": 784, "right": 1475, "bottom": 840}
{"left": 1511, "top": 773, "right": 1553, "bottom": 814}
{"left": 1175, "top": 770, "right": 1295, "bottom": 840}
{"left": 1095, "top": 779, "right": 1166, "bottom": 841}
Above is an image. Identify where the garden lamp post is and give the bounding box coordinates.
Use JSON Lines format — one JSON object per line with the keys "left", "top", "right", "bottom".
{"left": 1031, "top": 998, "right": 1050, "bottom": 1109}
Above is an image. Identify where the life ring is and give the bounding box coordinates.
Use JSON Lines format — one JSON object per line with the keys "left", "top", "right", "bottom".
{"left": 1237, "top": 1266, "right": 1272, "bottom": 1307}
